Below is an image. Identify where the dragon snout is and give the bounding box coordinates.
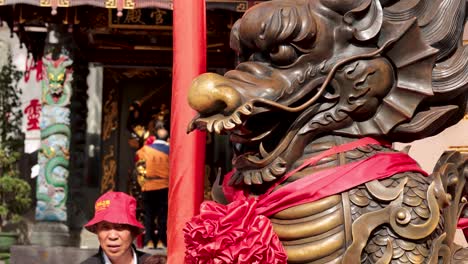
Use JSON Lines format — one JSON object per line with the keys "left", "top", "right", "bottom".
{"left": 188, "top": 73, "right": 242, "bottom": 115}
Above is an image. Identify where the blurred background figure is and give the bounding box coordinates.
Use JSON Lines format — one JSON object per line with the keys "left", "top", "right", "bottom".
{"left": 128, "top": 103, "right": 170, "bottom": 249}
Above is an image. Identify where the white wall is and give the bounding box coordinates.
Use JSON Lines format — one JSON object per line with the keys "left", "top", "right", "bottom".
{"left": 0, "top": 25, "right": 28, "bottom": 72}
{"left": 395, "top": 119, "right": 468, "bottom": 172}
{"left": 0, "top": 26, "right": 42, "bottom": 154}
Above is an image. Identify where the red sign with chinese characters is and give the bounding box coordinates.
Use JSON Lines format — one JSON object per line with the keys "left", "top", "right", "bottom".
{"left": 24, "top": 99, "right": 41, "bottom": 131}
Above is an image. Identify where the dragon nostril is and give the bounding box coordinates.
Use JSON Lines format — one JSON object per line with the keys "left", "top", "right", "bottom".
{"left": 188, "top": 73, "right": 242, "bottom": 115}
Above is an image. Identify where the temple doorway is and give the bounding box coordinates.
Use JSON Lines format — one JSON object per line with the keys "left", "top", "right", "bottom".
{"left": 100, "top": 67, "right": 172, "bottom": 194}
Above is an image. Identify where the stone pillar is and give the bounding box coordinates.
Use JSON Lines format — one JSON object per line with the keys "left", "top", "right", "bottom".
{"left": 31, "top": 25, "right": 74, "bottom": 246}
{"left": 66, "top": 36, "right": 90, "bottom": 247}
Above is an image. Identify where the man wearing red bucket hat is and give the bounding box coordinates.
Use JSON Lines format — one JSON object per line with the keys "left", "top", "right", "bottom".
{"left": 81, "top": 191, "right": 150, "bottom": 264}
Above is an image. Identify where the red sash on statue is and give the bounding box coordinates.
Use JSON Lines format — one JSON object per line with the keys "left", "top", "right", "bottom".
{"left": 184, "top": 138, "right": 428, "bottom": 264}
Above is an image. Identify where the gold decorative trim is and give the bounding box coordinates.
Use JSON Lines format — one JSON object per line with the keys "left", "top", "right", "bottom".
{"left": 464, "top": 114, "right": 468, "bottom": 120}
{"left": 101, "top": 145, "right": 116, "bottom": 193}
{"left": 124, "top": 0, "right": 135, "bottom": 9}
{"left": 102, "top": 89, "right": 118, "bottom": 140}
{"left": 100, "top": 83, "right": 118, "bottom": 194}
{"left": 108, "top": 9, "right": 173, "bottom": 30}
{"left": 105, "top": 0, "right": 117, "bottom": 8}
{"left": 236, "top": 2, "right": 247, "bottom": 12}
{"left": 205, "top": 0, "right": 249, "bottom": 12}
{"left": 58, "top": 0, "right": 69, "bottom": 7}
{"left": 40, "top": 0, "right": 51, "bottom": 7}
{"left": 448, "top": 146, "right": 468, "bottom": 153}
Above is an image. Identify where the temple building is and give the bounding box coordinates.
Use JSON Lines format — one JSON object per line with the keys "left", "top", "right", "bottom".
{"left": 0, "top": 1, "right": 466, "bottom": 263}
{"left": 0, "top": 0, "right": 258, "bottom": 251}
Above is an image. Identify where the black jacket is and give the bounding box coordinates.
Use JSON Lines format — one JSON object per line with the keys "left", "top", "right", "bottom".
{"left": 81, "top": 246, "right": 150, "bottom": 264}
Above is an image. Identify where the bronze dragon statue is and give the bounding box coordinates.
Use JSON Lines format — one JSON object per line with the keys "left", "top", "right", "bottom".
{"left": 186, "top": 0, "right": 468, "bottom": 263}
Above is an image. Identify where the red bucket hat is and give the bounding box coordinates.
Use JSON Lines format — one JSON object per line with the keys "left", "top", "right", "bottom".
{"left": 84, "top": 191, "right": 144, "bottom": 233}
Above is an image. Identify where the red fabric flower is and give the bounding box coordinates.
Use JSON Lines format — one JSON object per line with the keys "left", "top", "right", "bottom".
{"left": 184, "top": 198, "right": 287, "bottom": 264}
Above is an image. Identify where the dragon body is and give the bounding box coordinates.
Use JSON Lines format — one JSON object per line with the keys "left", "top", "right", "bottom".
{"left": 187, "top": 0, "right": 468, "bottom": 262}
{"left": 35, "top": 54, "right": 73, "bottom": 222}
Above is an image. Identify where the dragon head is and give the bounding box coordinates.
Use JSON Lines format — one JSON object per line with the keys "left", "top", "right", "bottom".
{"left": 42, "top": 54, "right": 73, "bottom": 106}
{"left": 188, "top": 0, "right": 468, "bottom": 186}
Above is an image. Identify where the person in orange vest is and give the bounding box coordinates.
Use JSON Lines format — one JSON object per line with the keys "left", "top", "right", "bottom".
{"left": 134, "top": 126, "right": 170, "bottom": 249}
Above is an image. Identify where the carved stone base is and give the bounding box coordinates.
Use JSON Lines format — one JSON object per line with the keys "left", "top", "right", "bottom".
{"left": 30, "top": 222, "right": 70, "bottom": 247}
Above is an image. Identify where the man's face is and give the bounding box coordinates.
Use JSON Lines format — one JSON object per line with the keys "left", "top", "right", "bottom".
{"left": 96, "top": 221, "right": 135, "bottom": 261}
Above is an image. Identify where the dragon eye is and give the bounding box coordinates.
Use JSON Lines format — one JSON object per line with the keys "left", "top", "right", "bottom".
{"left": 269, "top": 44, "right": 298, "bottom": 66}
{"left": 57, "top": 73, "right": 65, "bottom": 81}
{"left": 48, "top": 73, "right": 54, "bottom": 80}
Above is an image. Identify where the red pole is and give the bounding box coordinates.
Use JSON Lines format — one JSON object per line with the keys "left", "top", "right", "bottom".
{"left": 167, "top": 0, "right": 206, "bottom": 263}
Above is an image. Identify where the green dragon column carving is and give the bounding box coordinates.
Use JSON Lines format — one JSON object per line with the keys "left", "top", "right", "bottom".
{"left": 35, "top": 53, "right": 73, "bottom": 221}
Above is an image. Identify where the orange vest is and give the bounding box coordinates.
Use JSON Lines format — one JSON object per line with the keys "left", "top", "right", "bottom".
{"left": 136, "top": 144, "right": 169, "bottom": 191}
